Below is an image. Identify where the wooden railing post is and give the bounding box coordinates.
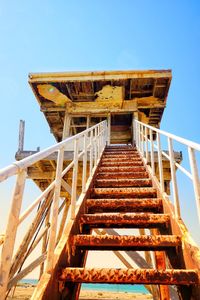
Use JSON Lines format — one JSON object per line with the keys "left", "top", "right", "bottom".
{"left": 0, "top": 170, "right": 26, "bottom": 299}
{"left": 157, "top": 132, "right": 164, "bottom": 193}
{"left": 46, "top": 147, "right": 64, "bottom": 271}
{"left": 168, "top": 137, "right": 181, "bottom": 219}
{"left": 188, "top": 147, "right": 200, "bottom": 221}
{"left": 71, "top": 139, "right": 79, "bottom": 220}
{"left": 82, "top": 133, "right": 87, "bottom": 193}
{"left": 150, "top": 129, "right": 155, "bottom": 175}
{"left": 145, "top": 127, "right": 149, "bottom": 162}
{"left": 89, "top": 130, "right": 93, "bottom": 177}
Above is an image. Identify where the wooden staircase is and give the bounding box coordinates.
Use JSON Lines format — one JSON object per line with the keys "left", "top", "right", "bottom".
{"left": 56, "top": 145, "right": 199, "bottom": 299}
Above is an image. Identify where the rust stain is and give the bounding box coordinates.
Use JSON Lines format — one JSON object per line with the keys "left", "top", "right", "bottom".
{"left": 86, "top": 198, "right": 163, "bottom": 213}
{"left": 95, "top": 178, "right": 152, "bottom": 188}
{"left": 59, "top": 268, "right": 199, "bottom": 285}
{"left": 92, "top": 187, "right": 157, "bottom": 198}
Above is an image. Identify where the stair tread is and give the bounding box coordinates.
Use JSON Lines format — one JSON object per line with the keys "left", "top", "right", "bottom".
{"left": 80, "top": 213, "right": 170, "bottom": 229}
{"left": 92, "top": 187, "right": 157, "bottom": 198}
{"left": 101, "top": 161, "right": 143, "bottom": 166}
{"left": 98, "top": 166, "right": 146, "bottom": 173}
{"left": 72, "top": 234, "right": 182, "bottom": 250}
{"left": 86, "top": 198, "right": 163, "bottom": 213}
{"left": 59, "top": 268, "right": 199, "bottom": 285}
{"left": 96, "top": 178, "right": 152, "bottom": 187}
{"left": 96, "top": 172, "right": 149, "bottom": 179}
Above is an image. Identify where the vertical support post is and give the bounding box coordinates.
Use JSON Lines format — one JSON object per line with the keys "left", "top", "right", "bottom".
{"left": 82, "top": 133, "right": 87, "bottom": 193}
{"left": 107, "top": 114, "right": 111, "bottom": 145}
{"left": 62, "top": 111, "right": 71, "bottom": 140}
{"left": 150, "top": 129, "right": 155, "bottom": 175}
{"left": 46, "top": 147, "right": 64, "bottom": 271}
{"left": 94, "top": 127, "right": 97, "bottom": 166}
{"left": 157, "top": 132, "right": 164, "bottom": 193}
{"left": 141, "top": 124, "right": 144, "bottom": 157}
{"left": 145, "top": 126, "right": 149, "bottom": 162}
{"left": 168, "top": 137, "right": 181, "bottom": 218}
{"left": 0, "top": 170, "right": 26, "bottom": 298}
{"left": 18, "top": 120, "right": 25, "bottom": 152}
{"left": 89, "top": 130, "right": 93, "bottom": 177}
{"left": 188, "top": 147, "right": 200, "bottom": 221}
{"left": 97, "top": 125, "right": 100, "bottom": 159}
{"left": 71, "top": 139, "right": 79, "bottom": 220}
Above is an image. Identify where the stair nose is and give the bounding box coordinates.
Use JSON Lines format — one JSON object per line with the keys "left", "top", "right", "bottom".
{"left": 95, "top": 178, "right": 152, "bottom": 188}
{"left": 59, "top": 268, "right": 199, "bottom": 285}
{"left": 80, "top": 212, "right": 170, "bottom": 229}
{"left": 72, "top": 234, "right": 182, "bottom": 251}
{"left": 86, "top": 198, "right": 163, "bottom": 213}
{"left": 92, "top": 187, "right": 157, "bottom": 198}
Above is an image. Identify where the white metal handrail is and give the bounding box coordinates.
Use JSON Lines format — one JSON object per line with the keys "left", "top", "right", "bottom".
{"left": 0, "top": 120, "right": 108, "bottom": 299}
{"left": 133, "top": 119, "right": 200, "bottom": 223}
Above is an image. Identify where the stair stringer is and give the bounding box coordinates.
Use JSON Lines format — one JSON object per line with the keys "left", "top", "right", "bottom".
{"left": 144, "top": 161, "right": 200, "bottom": 299}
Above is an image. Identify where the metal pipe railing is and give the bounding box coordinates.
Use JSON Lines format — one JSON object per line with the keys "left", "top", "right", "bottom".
{"left": 133, "top": 119, "right": 200, "bottom": 223}
{"left": 0, "top": 120, "right": 108, "bottom": 299}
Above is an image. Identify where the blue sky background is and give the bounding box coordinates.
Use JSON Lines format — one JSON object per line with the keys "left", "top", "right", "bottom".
{"left": 0, "top": 0, "right": 200, "bottom": 253}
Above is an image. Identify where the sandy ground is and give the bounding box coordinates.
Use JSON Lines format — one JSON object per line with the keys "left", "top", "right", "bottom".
{"left": 7, "top": 284, "right": 153, "bottom": 300}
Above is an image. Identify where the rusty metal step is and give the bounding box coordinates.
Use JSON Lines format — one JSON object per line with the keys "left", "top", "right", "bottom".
{"left": 105, "top": 147, "right": 136, "bottom": 151}
{"left": 96, "top": 171, "right": 149, "bottom": 179}
{"left": 86, "top": 198, "right": 163, "bottom": 213}
{"left": 80, "top": 212, "right": 170, "bottom": 229}
{"left": 95, "top": 178, "right": 152, "bottom": 188}
{"left": 101, "top": 157, "right": 141, "bottom": 163}
{"left": 72, "top": 234, "right": 182, "bottom": 251}
{"left": 98, "top": 166, "right": 146, "bottom": 173}
{"left": 101, "top": 161, "right": 143, "bottom": 167}
{"left": 92, "top": 187, "right": 157, "bottom": 198}
{"left": 59, "top": 268, "right": 199, "bottom": 285}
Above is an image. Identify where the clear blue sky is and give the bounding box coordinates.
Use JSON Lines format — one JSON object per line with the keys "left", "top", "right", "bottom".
{"left": 0, "top": 1, "right": 200, "bottom": 241}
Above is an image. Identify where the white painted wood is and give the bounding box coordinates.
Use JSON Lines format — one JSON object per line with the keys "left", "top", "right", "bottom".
{"left": 168, "top": 137, "right": 181, "bottom": 218}
{"left": 145, "top": 127, "right": 149, "bottom": 162}
{"left": 18, "top": 120, "right": 25, "bottom": 152}
{"left": 0, "top": 170, "right": 26, "bottom": 299}
{"left": 82, "top": 134, "right": 87, "bottom": 193}
{"left": 46, "top": 147, "right": 64, "bottom": 271}
{"left": 107, "top": 114, "right": 111, "bottom": 145}
{"left": 89, "top": 130, "right": 93, "bottom": 177}
{"left": 70, "top": 139, "right": 79, "bottom": 220}
{"left": 150, "top": 129, "right": 155, "bottom": 175}
{"left": 157, "top": 132, "right": 164, "bottom": 193}
{"left": 188, "top": 147, "right": 200, "bottom": 222}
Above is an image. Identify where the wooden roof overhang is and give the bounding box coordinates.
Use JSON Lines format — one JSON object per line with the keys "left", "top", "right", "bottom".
{"left": 29, "top": 69, "right": 172, "bottom": 142}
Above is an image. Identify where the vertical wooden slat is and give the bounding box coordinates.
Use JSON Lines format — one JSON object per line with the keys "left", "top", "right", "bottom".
{"left": 82, "top": 134, "right": 87, "bottom": 193}
{"left": 89, "top": 130, "right": 93, "bottom": 177}
{"left": 145, "top": 127, "right": 149, "bottom": 162}
{"left": 71, "top": 139, "right": 79, "bottom": 220}
{"left": 168, "top": 137, "right": 181, "bottom": 218}
{"left": 107, "top": 114, "right": 111, "bottom": 145}
{"left": 188, "top": 147, "right": 200, "bottom": 221}
{"left": 0, "top": 170, "right": 26, "bottom": 299}
{"left": 62, "top": 111, "right": 71, "bottom": 140}
{"left": 150, "top": 129, "right": 155, "bottom": 175}
{"left": 157, "top": 132, "right": 164, "bottom": 193}
{"left": 46, "top": 147, "right": 64, "bottom": 271}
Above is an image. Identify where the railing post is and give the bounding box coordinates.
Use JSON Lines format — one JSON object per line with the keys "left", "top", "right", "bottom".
{"left": 107, "top": 114, "right": 111, "bottom": 145}
{"left": 188, "top": 147, "right": 200, "bottom": 221}
{"left": 94, "top": 127, "right": 97, "bottom": 166}
{"left": 71, "top": 139, "right": 79, "bottom": 220}
{"left": 168, "top": 137, "right": 181, "bottom": 218}
{"left": 145, "top": 126, "right": 149, "bottom": 162}
{"left": 89, "top": 130, "right": 93, "bottom": 177}
{"left": 46, "top": 147, "right": 64, "bottom": 271}
{"left": 0, "top": 170, "right": 26, "bottom": 299}
{"left": 97, "top": 125, "right": 100, "bottom": 159}
{"left": 157, "top": 132, "right": 164, "bottom": 193}
{"left": 141, "top": 124, "right": 144, "bottom": 157}
{"left": 82, "top": 134, "right": 87, "bottom": 193}
{"left": 150, "top": 129, "right": 155, "bottom": 175}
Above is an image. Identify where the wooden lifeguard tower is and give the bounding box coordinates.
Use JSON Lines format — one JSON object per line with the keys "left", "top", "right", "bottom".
{"left": 0, "top": 70, "right": 199, "bottom": 300}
